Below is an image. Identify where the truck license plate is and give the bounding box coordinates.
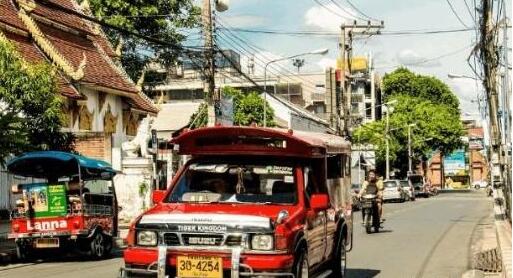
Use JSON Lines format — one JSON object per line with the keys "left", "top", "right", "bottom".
{"left": 177, "top": 255, "right": 223, "bottom": 278}
{"left": 34, "top": 238, "right": 59, "bottom": 248}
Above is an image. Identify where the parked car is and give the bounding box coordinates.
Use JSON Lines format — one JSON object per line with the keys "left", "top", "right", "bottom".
{"left": 351, "top": 183, "right": 362, "bottom": 210}
{"left": 383, "top": 180, "right": 408, "bottom": 202}
{"left": 400, "top": 180, "right": 415, "bottom": 201}
{"left": 409, "top": 174, "right": 429, "bottom": 198}
{"left": 473, "top": 180, "right": 488, "bottom": 189}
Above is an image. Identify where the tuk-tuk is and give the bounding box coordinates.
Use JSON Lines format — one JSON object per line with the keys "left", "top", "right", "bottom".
{"left": 7, "top": 151, "right": 118, "bottom": 260}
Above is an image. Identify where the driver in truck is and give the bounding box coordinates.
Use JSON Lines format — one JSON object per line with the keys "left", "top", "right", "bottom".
{"left": 360, "top": 169, "right": 384, "bottom": 222}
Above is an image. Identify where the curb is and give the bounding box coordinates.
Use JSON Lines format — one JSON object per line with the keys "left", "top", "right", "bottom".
{"left": 493, "top": 189, "right": 512, "bottom": 278}
{"left": 439, "top": 189, "right": 472, "bottom": 193}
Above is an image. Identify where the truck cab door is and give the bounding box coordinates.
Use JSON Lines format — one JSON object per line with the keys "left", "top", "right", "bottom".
{"left": 304, "top": 167, "right": 327, "bottom": 267}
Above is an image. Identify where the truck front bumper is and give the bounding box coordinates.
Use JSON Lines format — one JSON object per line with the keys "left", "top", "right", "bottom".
{"left": 120, "top": 246, "right": 294, "bottom": 278}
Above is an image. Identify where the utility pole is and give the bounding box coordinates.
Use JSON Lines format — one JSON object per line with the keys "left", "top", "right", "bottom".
{"left": 480, "top": 0, "right": 511, "bottom": 217}
{"left": 339, "top": 21, "right": 384, "bottom": 137}
{"left": 500, "top": 0, "right": 511, "bottom": 218}
{"left": 385, "top": 108, "right": 390, "bottom": 180}
{"left": 202, "top": 0, "right": 216, "bottom": 126}
{"left": 480, "top": 0, "right": 500, "bottom": 160}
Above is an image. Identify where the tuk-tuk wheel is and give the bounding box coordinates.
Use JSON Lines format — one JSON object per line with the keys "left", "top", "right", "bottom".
{"left": 16, "top": 242, "right": 31, "bottom": 261}
{"left": 90, "top": 231, "right": 112, "bottom": 259}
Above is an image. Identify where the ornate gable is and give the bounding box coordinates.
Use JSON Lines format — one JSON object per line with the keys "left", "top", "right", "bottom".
{"left": 2, "top": 0, "right": 159, "bottom": 115}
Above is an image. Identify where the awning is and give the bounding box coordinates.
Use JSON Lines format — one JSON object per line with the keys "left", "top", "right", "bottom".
{"left": 7, "top": 151, "right": 116, "bottom": 180}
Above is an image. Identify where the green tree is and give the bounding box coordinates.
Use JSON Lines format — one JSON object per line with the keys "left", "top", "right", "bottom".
{"left": 0, "top": 39, "right": 74, "bottom": 165}
{"left": 188, "top": 87, "right": 275, "bottom": 129}
{"left": 354, "top": 69, "right": 464, "bottom": 177}
{"left": 87, "top": 0, "right": 200, "bottom": 80}
{"left": 382, "top": 67, "right": 460, "bottom": 114}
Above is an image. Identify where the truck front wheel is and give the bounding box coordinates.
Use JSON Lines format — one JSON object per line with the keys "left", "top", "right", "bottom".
{"left": 293, "top": 247, "right": 309, "bottom": 278}
{"left": 331, "top": 236, "right": 347, "bottom": 277}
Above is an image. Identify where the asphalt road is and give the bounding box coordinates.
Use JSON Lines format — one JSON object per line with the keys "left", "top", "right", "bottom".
{"left": 347, "top": 191, "right": 492, "bottom": 278}
{"left": 0, "top": 191, "right": 492, "bottom": 278}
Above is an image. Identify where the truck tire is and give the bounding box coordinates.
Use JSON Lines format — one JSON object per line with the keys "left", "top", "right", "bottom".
{"left": 292, "top": 247, "right": 309, "bottom": 278}
{"left": 331, "top": 236, "right": 347, "bottom": 278}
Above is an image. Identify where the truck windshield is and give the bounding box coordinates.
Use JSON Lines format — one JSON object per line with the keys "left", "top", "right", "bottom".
{"left": 166, "top": 161, "right": 297, "bottom": 204}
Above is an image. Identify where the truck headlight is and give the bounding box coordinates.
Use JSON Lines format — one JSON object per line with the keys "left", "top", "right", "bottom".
{"left": 251, "top": 235, "right": 273, "bottom": 250}
{"left": 137, "top": 230, "right": 157, "bottom": 246}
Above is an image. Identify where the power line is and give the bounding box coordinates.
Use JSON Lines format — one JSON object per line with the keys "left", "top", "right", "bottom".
{"left": 215, "top": 18, "right": 326, "bottom": 92}
{"left": 33, "top": 0, "right": 206, "bottom": 53}
{"left": 463, "top": 0, "right": 477, "bottom": 23}
{"left": 312, "top": 0, "right": 363, "bottom": 21}
{"left": 327, "top": 0, "right": 368, "bottom": 21}
{"left": 375, "top": 43, "right": 474, "bottom": 69}
{"left": 217, "top": 27, "right": 475, "bottom": 37}
{"left": 445, "top": 0, "right": 471, "bottom": 28}
{"left": 214, "top": 32, "right": 323, "bottom": 95}
{"left": 344, "top": 0, "right": 380, "bottom": 21}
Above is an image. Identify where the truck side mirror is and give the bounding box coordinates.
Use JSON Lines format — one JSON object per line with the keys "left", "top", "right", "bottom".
{"left": 310, "top": 194, "right": 329, "bottom": 211}
{"left": 152, "top": 190, "right": 166, "bottom": 204}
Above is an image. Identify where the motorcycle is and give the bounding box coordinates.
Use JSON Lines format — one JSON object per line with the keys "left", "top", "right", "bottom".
{"left": 427, "top": 184, "right": 439, "bottom": 196}
{"left": 361, "top": 194, "right": 380, "bottom": 234}
{"left": 486, "top": 185, "right": 493, "bottom": 197}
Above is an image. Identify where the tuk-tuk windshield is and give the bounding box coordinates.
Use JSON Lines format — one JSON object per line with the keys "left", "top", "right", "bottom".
{"left": 167, "top": 160, "right": 297, "bottom": 205}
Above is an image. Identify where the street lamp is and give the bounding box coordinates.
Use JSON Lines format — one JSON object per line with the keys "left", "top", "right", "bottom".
{"left": 263, "top": 48, "right": 329, "bottom": 127}
{"left": 447, "top": 73, "right": 482, "bottom": 81}
{"left": 383, "top": 99, "right": 398, "bottom": 180}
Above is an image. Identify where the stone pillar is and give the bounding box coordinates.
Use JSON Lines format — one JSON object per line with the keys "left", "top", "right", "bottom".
{"left": 114, "top": 157, "right": 153, "bottom": 224}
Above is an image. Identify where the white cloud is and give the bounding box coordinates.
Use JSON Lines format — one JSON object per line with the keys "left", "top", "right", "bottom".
{"left": 316, "top": 57, "right": 336, "bottom": 70}
{"left": 304, "top": 3, "right": 358, "bottom": 32}
{"left": 447, "top": 78, "right": 484, "bottom": 116}
{"left": 396, "top": 49, "right": 441, "bottom": 68}
{"left": 222, "top": 14, "right": 266, "bottom": 28}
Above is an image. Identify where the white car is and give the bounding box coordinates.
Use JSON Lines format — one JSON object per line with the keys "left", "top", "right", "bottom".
{"left": 473, "top": 180, "right": 488, "bottom": 189}
{"left": 383, "top": 180, "right": 408, "bottom": 202}
{"left": 400, "top": 180, "right": 415, "bottom": 201}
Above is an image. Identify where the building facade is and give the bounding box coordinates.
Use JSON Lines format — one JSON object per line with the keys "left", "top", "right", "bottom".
{"left": 0, "top": 0, "right": 158, "bottom": 162}
{"left": 426, "top": 120, "right": 488, "bottom": 188}
{"left": 0, "top": 0, "right": 158, "bottom": 211}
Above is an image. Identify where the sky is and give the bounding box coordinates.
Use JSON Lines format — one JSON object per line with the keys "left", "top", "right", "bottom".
{"left": 206, "top": 0, "right": 511, "bottom": 122}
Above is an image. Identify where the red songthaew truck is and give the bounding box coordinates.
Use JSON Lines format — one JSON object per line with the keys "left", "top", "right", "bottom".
{"left": 121, "top": 127, "right": 353, "bottom": 278}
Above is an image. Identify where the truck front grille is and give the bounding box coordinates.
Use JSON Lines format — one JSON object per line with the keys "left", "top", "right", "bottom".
{"left": 225, "top": 235, "right": 242, "bottom": 246}
{"left": 163, "top": 233, "right": 180, "bottom": 246}
{"left": 182, "top": 234, "right": 224, "bottom": 246}
{"left": 162, "top": 233, "right": 244, "bottom": 247}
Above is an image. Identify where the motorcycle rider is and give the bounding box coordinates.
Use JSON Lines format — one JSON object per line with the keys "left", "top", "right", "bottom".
{"left": 360, "top": 169, "right": 384, "bottom": 222}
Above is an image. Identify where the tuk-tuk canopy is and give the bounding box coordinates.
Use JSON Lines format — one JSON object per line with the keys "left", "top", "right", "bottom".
{"left": 7, "top": 151, "right": 116, "bottom": 181}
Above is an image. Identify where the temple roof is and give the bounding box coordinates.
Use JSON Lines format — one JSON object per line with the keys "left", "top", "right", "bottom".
{"left": 0, "top": 0, "right": 158, "bottom": 114}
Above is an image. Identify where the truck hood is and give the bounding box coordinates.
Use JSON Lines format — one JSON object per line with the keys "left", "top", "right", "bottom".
{"left": 136, "top": 203, "right": 301, "bottom": 232}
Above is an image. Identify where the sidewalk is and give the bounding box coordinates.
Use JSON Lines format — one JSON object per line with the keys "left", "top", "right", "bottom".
{"left": 463, "top": 189, "right": 512, "bottom": 278}
{"left": 494, "top": 189, "right": 512, "bottom": 278}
